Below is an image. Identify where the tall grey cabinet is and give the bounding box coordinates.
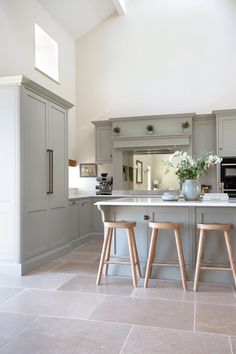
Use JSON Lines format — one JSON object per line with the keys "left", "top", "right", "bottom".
{"left": 0, "top": 76, "right": 73, "bottom": 275}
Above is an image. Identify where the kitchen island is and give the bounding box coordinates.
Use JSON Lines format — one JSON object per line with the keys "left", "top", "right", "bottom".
{"left": 95, "top": 197, "right": 236, "bottom": 285}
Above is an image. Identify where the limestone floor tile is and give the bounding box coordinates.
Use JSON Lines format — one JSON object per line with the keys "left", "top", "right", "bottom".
{"left": 0, "top": 317, "right": 130, "bottom": 354}
{"left": 121, "top": 325, "right": 232, "bottom": 354}
{"left": 58, "top": 251, "right": 100, "bottom": 263}
{"left": 0, "top": 312, "right": 38, "bottom": 350}
{"left": 231, "top": 337, "right": 236, "bottom": 353}
{"left": 196, "top": 303, "right": 236, "bottom": 336}
{"left": 0, "top": 288, "right": 23, "bottom": 304}
{"left": 193, "top": 283, "right": 236, "bottom": 306}
{"left": 0, "top": 289, "right": 106, "bottom": 319}
{"left": 90, "top": 295, "right": 194, "bottom": 330}
{"left": 30, "top": 259, "right": 67, "bottom": 274}
{"left": 0, "top": 273, "right": 75, "bottom": 290}
{"left": 75, "top": 243, "right": 102, "bottom": 253}
{"left": 53, "top": 261, "right": 99, "bottom": 275}
{"left": 59, "top": 274, "right": 134, "bottom": 296}
{"left": 131, "top": 279, "right": 194, "bottom": 302}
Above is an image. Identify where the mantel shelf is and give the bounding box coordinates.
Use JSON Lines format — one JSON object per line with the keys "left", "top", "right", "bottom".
{"left": 112, "top": 133, "right": 191, "bottom": 140}
{"left": 112, "top": 133, "right": 191, "bottom": 149}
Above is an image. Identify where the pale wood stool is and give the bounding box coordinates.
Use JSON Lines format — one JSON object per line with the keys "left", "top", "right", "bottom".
{"left": 96, "top": 221, "right": 141, "bottom": 287}
{"left": 144, "top": 222, "right": 188, "bottom": 291}
{"left": 194, "top": 223, "right": 236, "bottom": 291}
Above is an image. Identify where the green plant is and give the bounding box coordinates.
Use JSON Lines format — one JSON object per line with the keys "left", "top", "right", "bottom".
{"left": 113, "top": 126, "right": 120, "bottom": 134}
{"left": 181, "top": 121, "right": 190, "bottom": 129}
{"left": 146, "top": 124, "right": 154, "bottom": 132}
{"left": 164, "top": 151, "right": 222, "bottom": 182}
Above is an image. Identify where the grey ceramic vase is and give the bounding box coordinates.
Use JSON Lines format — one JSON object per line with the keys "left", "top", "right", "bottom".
{"left": 182, "top": 179, "right": 201, "bottom": 201}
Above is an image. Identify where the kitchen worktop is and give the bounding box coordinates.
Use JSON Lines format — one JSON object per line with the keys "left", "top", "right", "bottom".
{"left": 95, "top": 197, "right": 236, "bottom": 207}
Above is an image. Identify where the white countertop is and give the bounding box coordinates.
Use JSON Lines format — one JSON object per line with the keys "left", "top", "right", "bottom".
{"left": 95, "top": 197, "right": 236, "bottom": 207}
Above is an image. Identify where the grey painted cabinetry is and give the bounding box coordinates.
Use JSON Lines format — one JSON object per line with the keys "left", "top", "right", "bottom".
{"left": 79, "top": 199, "right": 91, "bottom": 237}
{"left": 0, "top": 76, "right": 73, "bottom": 275}
{"left": 92, "top": 120, "right": 112, "bottom": 163}
{"left": 68, "top": 201, "right": 80, "bottom": 241}
{"left": 215, "top": 110, "right": 236, "bottom": 156}
{"left": 193, "top": 115, "right": 215, "bottom": 155}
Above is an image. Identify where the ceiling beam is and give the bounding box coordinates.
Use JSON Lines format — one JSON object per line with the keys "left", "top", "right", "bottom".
{"left": 112, "top": 0, "right": 127, "bottom": 15}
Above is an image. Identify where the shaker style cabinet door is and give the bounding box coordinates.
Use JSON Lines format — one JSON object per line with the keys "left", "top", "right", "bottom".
{"left": 48, "top": 102, "right": 68, "bottom": 249}
{"left": 217, "top": 113, "right": 236, "bottom": 156}
{"left": 92, "top": 121, "right": 112, "bottom": 163}
{"left": 22, "top": 89, "right": 49, "bottom": 259}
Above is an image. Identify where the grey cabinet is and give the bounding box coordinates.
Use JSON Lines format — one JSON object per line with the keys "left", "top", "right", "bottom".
{"left": 68, "top": 201, "right": 80, "bottom": 241}
{"left": 92, "top": 120, "right": 112, "bottom": 163}
{"left": 0, "top": 76, "right": 73, "bottom": 275}
{"left": 79, "top": 199, "right": 91, "bottom": 237}
{"left": 215, "top": 110, "right": 236, "bottom": 156}
{"left": 193, "top": 115, "right": 215, "bottom": 156}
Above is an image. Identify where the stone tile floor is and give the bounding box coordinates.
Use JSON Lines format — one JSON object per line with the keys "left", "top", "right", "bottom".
{"left": 0, "top": 238, "right": 235, "bottom": 353}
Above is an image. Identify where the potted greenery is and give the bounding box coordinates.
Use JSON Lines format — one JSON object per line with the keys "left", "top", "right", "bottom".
{"left": 113, "top": 126, "right": 121, "bottom": 136}
{"left": 181, "top": 121, "right": 191, "bottom": 133}
{"left": 146, "top": 124, "right": 154, "bottom": 135}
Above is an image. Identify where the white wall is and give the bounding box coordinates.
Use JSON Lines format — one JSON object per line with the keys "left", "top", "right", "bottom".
{"left": 76, "top": 0, "right": 236, "bottom": 190}
{"left": 0, "top": 0, "right": 76, "bottom": 158}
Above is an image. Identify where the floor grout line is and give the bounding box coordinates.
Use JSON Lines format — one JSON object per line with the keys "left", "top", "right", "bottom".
{"left": 229, "top": 336, "right": 234, "bottom": 354}
{"left": 0, "top": 315, "right": 41, "bottom": 353}
{"left": 118, "top": 325, "right": 133, "bottom": 354}
{"left": 193, "top": 301, "right": 196, "bottom": 332}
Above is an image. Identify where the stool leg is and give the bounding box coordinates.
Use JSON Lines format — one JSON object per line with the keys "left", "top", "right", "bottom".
{"left": 96, "top": 227, "right": 111, "bottom": 285}
{"left": 174, "top": 228, "right": 187, "bottom": 291}
{"left": 224, "top": 230, "right": 236, "bottom": 286}
{"left": 194, "top": 230, "right": 206, "bottom": 292}
{"left": 104, "top": 228, "right": 113, "bottom": 276}
{"left": 144, "top": 228, "right": 158, "bottom": 288}
{"left": 127, "top": 227, "right": 138, "bottom": 287}
{"left": 130, "top": 227, "right": 141, "bottom": 278}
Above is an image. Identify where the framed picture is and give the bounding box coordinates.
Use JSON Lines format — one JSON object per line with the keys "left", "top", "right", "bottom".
{"left": 136, "top": 160, "right": 143, "bottom": 184}
{"left": 80, "top": 163, "right": 97, "bottom": 177}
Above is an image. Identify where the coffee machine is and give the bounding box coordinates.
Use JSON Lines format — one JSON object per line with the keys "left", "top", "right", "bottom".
{"left": 96, "top": 173, "right": 113, "bottom": 195}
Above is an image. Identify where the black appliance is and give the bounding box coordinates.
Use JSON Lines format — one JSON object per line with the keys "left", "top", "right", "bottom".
{"left": 220, "top": 157, "right": 236, "bottom": 198}
{"left": 96, "top": 173, "right": 113, "bottom": 195}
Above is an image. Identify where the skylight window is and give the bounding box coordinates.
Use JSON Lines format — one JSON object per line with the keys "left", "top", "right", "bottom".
{"left": 35, "top": 24, "right": 59, "bottom": 83}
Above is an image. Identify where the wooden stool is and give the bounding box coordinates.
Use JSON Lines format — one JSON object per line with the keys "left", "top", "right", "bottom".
{"left": 144, "top": 222, "right": 188, "bottom": 291}
{"left": 96, "top": 221, "right": 141, "bottom": 287}
{"left": 194, "top": 223, "right": 236, "bottom": 291}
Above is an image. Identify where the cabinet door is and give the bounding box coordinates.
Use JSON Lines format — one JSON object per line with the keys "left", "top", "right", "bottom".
{"left": 22, "top": 89, "right": 49, "bottom": 259}
{"left": 193, "top": 116, "right": 215, "bottom": 156}
{"left": 48, "top": 102, "right": 68, "bottom": 248}
{"left": 96, "top": 125, "right": 112, "bottom": 163}
{"left": 92, "top": 198, "right": 104, "bottom": 233}
{"left": 79, "top": 199, "right": 91, "bottom": 237}
{"left": 48, "top": 102, "right": 67, "bottom": 203}
{"left": 217, "top": 114, "right": 236, "bottom": 156}
{"left": 68, "top": 201, "right": 80, "bottom": 241}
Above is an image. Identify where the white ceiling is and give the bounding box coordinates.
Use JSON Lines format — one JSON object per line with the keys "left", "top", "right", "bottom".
{"left": 38, "top": 0, "right": 125, "bottom": 39}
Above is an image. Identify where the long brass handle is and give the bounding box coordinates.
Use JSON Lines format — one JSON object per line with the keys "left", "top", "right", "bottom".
{"left": 47, "top": 149, "right": 53, "bottom": 194}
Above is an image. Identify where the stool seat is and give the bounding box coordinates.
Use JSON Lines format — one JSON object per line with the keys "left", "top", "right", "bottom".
{"left": 144, "top": 221, "right": 187, "bottom": 291}
{"left": 197, "top": 223, "right": 233, "bottom": 232}
{"left": 104, "top": 221, "right": 136, "bottom": 229}
{"left": 96, "top": 220, "right": 141, "bottom": 287}
{"left": 149, "top": 222, "right": 181, "bottom": 230}
{"left": 194, "top": 223, "right": 236, "bottom": 291}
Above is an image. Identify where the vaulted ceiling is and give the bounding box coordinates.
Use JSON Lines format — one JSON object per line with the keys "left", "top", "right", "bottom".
{"left": 38, "top": 0, "right": 127, "bottom": 39}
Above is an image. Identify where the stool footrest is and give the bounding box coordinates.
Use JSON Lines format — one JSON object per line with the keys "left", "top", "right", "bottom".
{"left": 152, "top": 262, "right": 180, "bottom": 268}
{"left": 109, "top": 255, "right": 129, "bottom": 259}
{"left": 104, "top": 260, "right": 139, "bottom": 266}
{"left": 200, "top": 266, "right": 232, "bottom": 271}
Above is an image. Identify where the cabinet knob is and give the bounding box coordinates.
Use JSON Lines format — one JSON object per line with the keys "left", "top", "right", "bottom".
{"left": 144, "top": 215, "right": 150, "bottom": 221}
